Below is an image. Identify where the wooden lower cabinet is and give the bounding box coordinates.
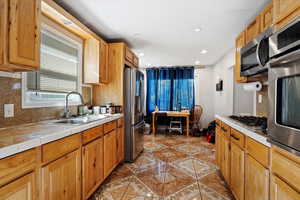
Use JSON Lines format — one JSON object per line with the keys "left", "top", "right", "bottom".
{"left": 104, "top": 130, "right": 117, "bottom": 178}
{"left": 221, "top": 135, "right": 231, "bottom": 184}
{"left": 215, "top": 124, "right": 222, "bottom": 167}
{"left": 116, "top": 126, "right": 125, "bottom": 163}
{"left": 0, "top": 172, "right": 36, "bottom": 200}
{"left": 271, "top": 175, "right": 300, "bottom": 200}
{"left": 245, "top": 155, "right": 269, "bottom": 200}
{"left": 230, "top": 142, "right": 245, "bottom": 200}
{"left": 41, "top": 149, "right": 81, "bottom": 200}
{"left": 82, "top": 137, "right": 104, "bottom": 199}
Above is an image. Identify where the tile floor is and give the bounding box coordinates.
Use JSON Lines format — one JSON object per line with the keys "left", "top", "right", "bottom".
{"left": 90, "top": 134, "right": 234, "bottom": 200}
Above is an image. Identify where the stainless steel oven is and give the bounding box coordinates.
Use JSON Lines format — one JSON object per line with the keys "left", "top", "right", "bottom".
{"left": 240, "top": 28, "right": 272, "bottom": 77}
{"left": 268, "top": 17, "right": 300, "bottom": 156}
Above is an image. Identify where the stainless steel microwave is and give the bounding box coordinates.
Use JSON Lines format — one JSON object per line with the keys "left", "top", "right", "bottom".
{"left": 240, "top": 28, "right": 272, "bottom": 77}
{"left": 268, "top": 17, "right": 300, "bottom": 156}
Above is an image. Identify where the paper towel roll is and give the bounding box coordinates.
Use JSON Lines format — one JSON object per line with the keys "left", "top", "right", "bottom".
{"left": 243, "top": 81, "right": 262, "bottom": 91}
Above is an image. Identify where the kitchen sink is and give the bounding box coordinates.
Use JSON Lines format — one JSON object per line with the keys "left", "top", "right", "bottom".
{"left": 54, "top": 114, "right": 109, "bottom": 125}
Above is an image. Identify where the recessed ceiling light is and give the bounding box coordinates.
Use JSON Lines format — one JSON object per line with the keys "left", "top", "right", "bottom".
{"left": 138, "top": 53, "right": 144, "bottom": 57}
{"left": 195, "top": 61, "right": 201, "bottom": 65}
{"left": 200, "top": 49, "right": 208, "bottom": 54}
{"left": 194, "top": 28, "right": 202, "bottom": 32}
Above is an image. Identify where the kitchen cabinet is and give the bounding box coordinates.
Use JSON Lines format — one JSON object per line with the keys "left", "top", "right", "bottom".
{"left": 245, "top": 16, "right": 261, "bottom": 44}
{"left": 104, "top": 129, "right": 117, "bottom": 178}
{"left": 0, "top": 0, "right": 41, "bottom": 72}
{"left": 133, "top": 55, "right": 139, "bottom": 68}
{"left": 100, "top": 39, "right": 109, "bottom": 84}
{"left": 41, "top": 149, "right": 81, "bottom": 200}
{"left": 84, "top": 37, "right": 100, "bottom": 84}
{"left": 230, "top": 142, "right": 245, "bottom": 200}
{"left": 125, "top": 47, "right": 134, "bottom": 64}
{"left": 116, "top": 119, "right": 125, "bottom": 163}
{"left": 260, "top": 2, "right": 273, "bottom": 31}
{"left": 235, "top": 31, "right": 247, "bottom": 83}
{"left": 215, "top": 120, "right": 222, "bottom": 167}
{"left": 0, "top": 172, "right": 36, "bottom": 200}
{"left": 82, "top": 137, "right": 104, "bottom": 199}
{"left": 273, "top": 0, "right": 300, "bottom": 29}
{"left": 245, "top": 155, "right": 269, "bottom": 200}
{"left": 221, "top": 133, "right": 231, "bottom": 184}
{"left": 271, "top": 175, "right": 300, "bottom": 200}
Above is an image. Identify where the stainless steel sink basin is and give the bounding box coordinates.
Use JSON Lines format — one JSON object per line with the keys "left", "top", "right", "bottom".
{"left": 54, "top": 114, "right": 109, "bottom": 125}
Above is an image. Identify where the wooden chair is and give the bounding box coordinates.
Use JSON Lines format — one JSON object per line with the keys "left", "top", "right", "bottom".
{"left": 190, "top": 105, "right": 203, "bottom": 134}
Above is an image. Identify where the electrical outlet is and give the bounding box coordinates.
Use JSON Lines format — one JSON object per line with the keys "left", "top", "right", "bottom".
{"left": 258, "top": 94, "right": 263, "bottom": 104}
{"left": 4, "top": 104, "right": 14, "bottom": 118}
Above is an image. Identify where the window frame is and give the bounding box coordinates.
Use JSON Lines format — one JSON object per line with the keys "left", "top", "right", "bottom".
{"left": 22, "top": 21, "right": 83, "bottom": 109}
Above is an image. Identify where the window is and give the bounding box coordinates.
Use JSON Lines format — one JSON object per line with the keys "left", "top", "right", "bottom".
{"left": 22, "top": 22, "right": 83, "bottom": 108}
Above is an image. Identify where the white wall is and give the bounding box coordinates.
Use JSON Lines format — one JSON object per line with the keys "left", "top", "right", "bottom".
{"left": 194, "top": 48, "right": 255, "bottom": 128}
{"left": 194, "top": 67, "right": 215, "bottom": 128}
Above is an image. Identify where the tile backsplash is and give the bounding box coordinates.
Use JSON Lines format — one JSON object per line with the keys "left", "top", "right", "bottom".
{"left": 0, "top": 76, "right": 91, "bottom": 128}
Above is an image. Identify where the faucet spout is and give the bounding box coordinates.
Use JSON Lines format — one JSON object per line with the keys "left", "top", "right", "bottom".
{"left": 64, "top": 91, "right": 84, "bottom": 118}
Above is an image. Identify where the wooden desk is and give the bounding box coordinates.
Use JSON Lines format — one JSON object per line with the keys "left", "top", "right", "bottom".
{"left": 152, "top": 111, "right": 190, "bottom": 136}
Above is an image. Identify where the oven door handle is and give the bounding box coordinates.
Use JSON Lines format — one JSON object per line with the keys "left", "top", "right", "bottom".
{"left": 270, "top": 48, "right": 300, "bottom": 67}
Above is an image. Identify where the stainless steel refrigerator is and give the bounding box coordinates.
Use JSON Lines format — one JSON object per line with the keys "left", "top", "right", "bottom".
{"left": 124, "top": 67, "right": 145, "bottom": 162}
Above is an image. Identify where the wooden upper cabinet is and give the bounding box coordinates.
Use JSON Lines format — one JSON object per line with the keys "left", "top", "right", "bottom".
{"left": 0, "top": 0, "right": 41, "bottom": 72}
{"left": 245, "top": 155, "right": 269, "bottom": 200}
{"left": 0, "top": 172, "right": 36, "bottom": 200}
{"left": 271, "top": 175, "right": 300, "bottom": 200}
{"left": 245, "top": 16, "right": 261, "bottom": 44}
{"left": 125, "top": 47, "right": 134, "bottom": 64}
{"left": 82, "top": 137, "right": 104, "bottom": 199}
{"left": 273, "top": 0, "right": 300, "bottom": 29}
{"left": 260, "top": 2, "right": 274, "bottom": 31}
{"left": 100, "top": 40, "right": 109, "bottom": 84}
{"left": 133, "top": 55, "right": 139, "bottom": 67}
{"left": 230, "top": 142, "right": 245, "bottom": 200}
{"left": 235, "top": 31, "right": 247, "bottom": 83}
{"left": 41, "top": 149, "right": 81, "bottom": 200}
{"left": 84, "top": 37, "right": 100, "bottom": 84}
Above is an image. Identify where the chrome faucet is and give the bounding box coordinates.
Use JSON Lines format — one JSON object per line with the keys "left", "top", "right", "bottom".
{"left": 64, "top": 91, "right": 84, "bottom": 119}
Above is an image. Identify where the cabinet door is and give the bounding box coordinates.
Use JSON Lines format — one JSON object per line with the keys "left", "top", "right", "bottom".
{"left": 0, "top": 172, "right": 36, "bottom": 200}
{"left": 42, "top": 149, "right": 81, "bottom": 200}
{"left": 100, "top": 40, "right": 109, "bottom": 84}
{"left": 215, "top": 124, "right": 222, "bottom": 167}
{"left": 273, "top": 0, "right": 300, "bottom": 29}
{"left": 271, "top": 175, "right": 300, "bottom": 200}
{"left": 9, "top": 0, "right": 40, "bottom": 69}
{"left": 245, "top": 155, "right": 269, "bottom": 200}
{"left": 230, "top": 143, "right": 244, "bottom": 200}
{"left": 221, "top": 135, "right": 231, "bottom": 184}
{"left": 117, "top": 127, "right": 125, "bottom": 163}
{"left": 260, "top": 2, "right": 273, "bottom": 31}
{"left": 82, "top": 137, "right": 104, "bottom": 199}
{"left": 235, "top": 31, "right": 247, "bottom": 83}
{"left": 84, "top": 37, "right": 100, "bottom": 84}
{"left": 245, "top": 16, "right": 261, "bottom": 44}
{"left": 104, "top": 130, "right": 117, "bottom": 178}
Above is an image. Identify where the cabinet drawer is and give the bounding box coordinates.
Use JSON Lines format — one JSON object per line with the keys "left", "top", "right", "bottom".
{"left": 230, "top": 129, "right": 245, "bottom": 149}
{"left": 104, "top": 121, "right": 117, "bottom": 134}
{"left": 42, "top": 134, "right": 81, "bottom": 164}
{"left": 82, "top": 125, "right": 104, "bottom": 144}
{"left": 246, "top": 137, "right": 269, "bottom": 168}
{"left": 125, "top": 47, "right": 134, "bottom": 63}
{"left": 117, "top": 118, "right": 124, "bottom": 128}
{"left": 272, "top": 146, "right": 300, "bottom": 191}
{"left": 221, "top": 122, "right": 230, "bottom": 138}
{"left": 0, "top": 149, "right": 37, "bottom": 186}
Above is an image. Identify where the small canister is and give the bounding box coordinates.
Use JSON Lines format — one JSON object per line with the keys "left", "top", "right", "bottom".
{"left": 100, "top": 106, "right": 107, "bottom": 114}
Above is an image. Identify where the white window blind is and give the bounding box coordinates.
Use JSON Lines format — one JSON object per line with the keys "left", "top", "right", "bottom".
{"left": 27, "top": 30, "right": 81, "bottom": 93}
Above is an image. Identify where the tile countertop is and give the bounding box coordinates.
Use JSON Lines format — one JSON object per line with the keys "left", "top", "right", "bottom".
{"left": 215, "top": 115, "right": 271, "bottom": 147}
{"left": 0, "top": 114, "right": 123, "bottom": 159}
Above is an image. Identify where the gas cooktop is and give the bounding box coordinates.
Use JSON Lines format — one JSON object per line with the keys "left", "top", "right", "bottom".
{"left": 229, "top": 115, "right": 268, "bottom": 134}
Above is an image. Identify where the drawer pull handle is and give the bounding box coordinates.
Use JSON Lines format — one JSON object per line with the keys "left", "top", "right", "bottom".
{"left": 231, "top": 135, "right": 240, "bottom": 141}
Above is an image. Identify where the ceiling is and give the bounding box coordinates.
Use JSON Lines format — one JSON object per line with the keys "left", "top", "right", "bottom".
{"left": 54, "top": 0, "right": 269, "bottom": 67}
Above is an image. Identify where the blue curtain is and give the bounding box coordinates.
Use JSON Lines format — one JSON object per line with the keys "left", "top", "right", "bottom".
{"left": 146, "top": 67, "right": 195, "bottom": 115}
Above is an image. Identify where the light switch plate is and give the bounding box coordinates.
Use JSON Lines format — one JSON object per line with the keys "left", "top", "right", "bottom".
{"left": 4, "top": 104, "right": 14, "bottom": 118}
